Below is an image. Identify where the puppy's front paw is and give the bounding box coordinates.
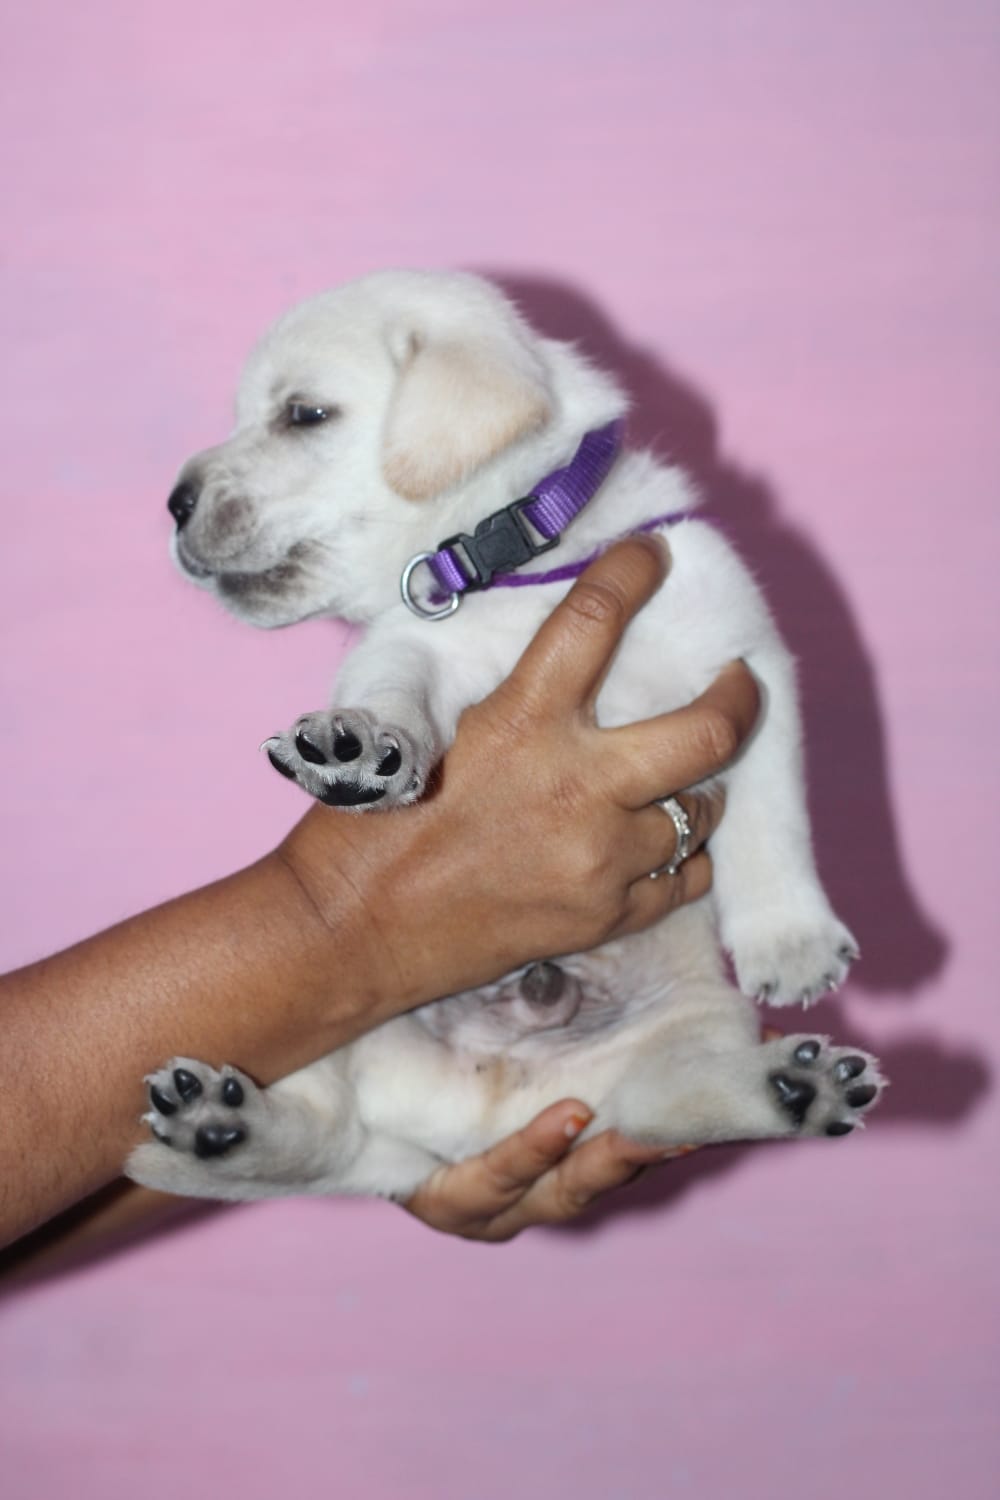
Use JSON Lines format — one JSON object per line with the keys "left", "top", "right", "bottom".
{"left": 766, "top": 1035, "right": 884, "bottom": 1137}
{"left": 730, "top": 910, "right": 859, "bottom": 1006}
{"left": 263, "top": 708, "right": 431, "bottom": 809}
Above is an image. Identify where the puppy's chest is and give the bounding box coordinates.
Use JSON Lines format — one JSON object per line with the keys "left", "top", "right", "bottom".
{"left": 428, "top": 584, "right": 712, "bottom": 740}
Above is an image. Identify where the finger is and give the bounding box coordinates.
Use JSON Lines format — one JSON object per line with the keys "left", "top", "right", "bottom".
{"left": 503, "top": 537, "right": 670, "bottom": 720}
{"left": 624, "top": 786, "right": 725, "bottom": 881}
{"left": 615, "top": 849, "right": 714, "bottom": 937}
{"left": 483, "top": 1128, "right": 685, "bottom": 1239}
{"left": 405, "top": 1100, "right": 593, "bottom": 1231}
{"left": 607, "top": 661, "right": 760, "bottom": 806}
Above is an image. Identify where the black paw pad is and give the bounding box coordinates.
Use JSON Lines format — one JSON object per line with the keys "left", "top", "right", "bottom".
{"left": 834, "top": 1055, "right": 867, "bottom": 1083}
{"left": 295, "top": 729, "right": 327, "bottom": 765}
{"left": 847, "top": 1083, "right": 877, "bottom": 1108}
{"left": 194, "top": 1124, "right": 247, "bottom": 1159}
{"left": 375, "top": 744, "right": 402, "bottom": 777}
{"left": 318, "top": 782, "right": 387, "bottom": 807}
{"left": 827, "top": 1121, "right": 854, "bottom": 1137}
{"left": 221, "top": 1076, "right": 244, "bottom": 1107}
{"left": 793, "top": 1040, "right": 821, "bottom": 1065}
{"left": 173, "top": 1068, "right": 203, "bottom": 1102}
{"left": 149, "top": 1084, "right": 177, "bottom": 1116}
{"left": 769, "top": 1072, "right": 817, "bottom": 1127}
{"left": 333, "top": 730, "right": 363, "bottom": 762}
{"left": 267, "top": 749, "right": 297, "bottom": 781}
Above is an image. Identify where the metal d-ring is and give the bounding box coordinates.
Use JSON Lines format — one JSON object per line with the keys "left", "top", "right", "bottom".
{"left": 400, "top": 552, "right": 462, "bottom": 621}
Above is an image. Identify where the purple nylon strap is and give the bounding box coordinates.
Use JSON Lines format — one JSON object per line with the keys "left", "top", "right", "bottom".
{"left": 491, "top": 506, "right": 691, "bottom": 588}
{"left": 426, "top": 419, "right": 624, "bottom": 596}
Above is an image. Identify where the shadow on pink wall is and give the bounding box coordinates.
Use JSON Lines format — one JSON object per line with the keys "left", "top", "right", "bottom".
{"left": 489, "top": 270, "right": 947, "bottom": 994}
{"left": 480, "top": 273, "right": 987, "bottom": 1233}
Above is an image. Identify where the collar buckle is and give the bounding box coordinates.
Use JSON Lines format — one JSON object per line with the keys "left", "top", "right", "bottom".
{"left": 438, "top": 498, "right": 558, "bottom": 593}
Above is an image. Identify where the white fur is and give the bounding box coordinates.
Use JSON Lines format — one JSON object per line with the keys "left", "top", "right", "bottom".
{"left": 129, "top": 270, "right": 881, "bottom": 1202}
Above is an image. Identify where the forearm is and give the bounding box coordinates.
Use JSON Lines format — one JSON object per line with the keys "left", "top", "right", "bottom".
{"left": 0, "top": 849, "right": 376, "bottom": 1247}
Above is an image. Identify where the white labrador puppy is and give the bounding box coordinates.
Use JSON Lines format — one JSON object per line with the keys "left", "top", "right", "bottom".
{"left": 128, "top": 270, "right": 883, "bottom": 1202}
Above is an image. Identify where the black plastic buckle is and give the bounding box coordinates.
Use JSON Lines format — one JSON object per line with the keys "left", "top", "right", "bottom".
{"left": 438, "top": 498, "right": 558, "bottom": 591}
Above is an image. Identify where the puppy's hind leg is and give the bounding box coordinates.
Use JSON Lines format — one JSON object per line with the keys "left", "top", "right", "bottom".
{"left": 127, "top": 1058, "right": 362, "bottom": 1202}
{"left": 609, "top": 1030, "right": 885, "bottom": 1148}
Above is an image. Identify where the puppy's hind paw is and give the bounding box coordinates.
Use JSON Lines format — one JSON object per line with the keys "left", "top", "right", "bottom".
{"left": 766, "top": 1035, "right": 885, "bottom": 1138}
{"left": 263, "top": 708, "right": 432, "bottom": 810}
{"left": 139, "top": 1059, "right": 260, "bottom": 1159}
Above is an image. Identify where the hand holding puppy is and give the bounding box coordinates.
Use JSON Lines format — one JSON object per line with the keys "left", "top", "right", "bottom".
{"left": 280, "top": 534, "right": 759, "bottom": 1021}
{"left": 0, "top": 537, "right": 757, "bottom": 1252}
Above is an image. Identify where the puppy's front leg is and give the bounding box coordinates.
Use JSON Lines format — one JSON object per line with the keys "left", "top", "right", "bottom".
{"left": 711, "top": 642, "right": 858, "bottom": 1004}
{"left": 264, "top": 634, "right": 442, "bottom": 810}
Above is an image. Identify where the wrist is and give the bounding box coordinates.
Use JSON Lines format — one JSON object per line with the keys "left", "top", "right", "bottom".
{"left": 271, "top": 810, "right": 422, "bottom": 1036}
{"left": 275, "top": 800, "right": 491, "bottom": 1025}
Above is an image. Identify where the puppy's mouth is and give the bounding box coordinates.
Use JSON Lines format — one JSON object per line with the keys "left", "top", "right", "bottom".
{"left": 174, "top": 534, "right": 280, "bottom": 585}
{"left": 174, "top": 533, "right": 324, "bottom": 610}
{"left": 175, "top": 538, "right": 215, "bottom": 580}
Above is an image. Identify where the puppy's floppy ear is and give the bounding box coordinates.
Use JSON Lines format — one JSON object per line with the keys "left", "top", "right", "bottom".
{"left": 382, "top": 331, "right": 553, "bottom": 501}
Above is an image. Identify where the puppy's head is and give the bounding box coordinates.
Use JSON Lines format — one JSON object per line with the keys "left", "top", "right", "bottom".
{"left": 167, "top": 270, "right": 563, "bottom": 627}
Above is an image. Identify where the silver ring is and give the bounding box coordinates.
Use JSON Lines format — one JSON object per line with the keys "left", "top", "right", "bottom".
{"left": 400, "top": 553, "right": 461, "bottom": 621}
{"left": 649, "top": 795, "right": 693, "bottom": 878}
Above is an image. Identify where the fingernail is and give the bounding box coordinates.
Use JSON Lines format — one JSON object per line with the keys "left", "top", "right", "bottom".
{"left": 564, "top": 1108, "right": 594, "bottom": 1140}
{"left": 658, "top": 1143, "right": 699, "bottom": 1160}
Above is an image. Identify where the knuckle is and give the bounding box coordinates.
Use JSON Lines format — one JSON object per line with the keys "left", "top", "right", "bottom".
{"left": 678, "top": 850, "right": 713, "bottom": 904}
{"left": 565, "top": 578, "right": 628, "bottom": 631}
{"left": 571, "top": 844, "right": 623, "bottom": 921}
{"left": 694, "top": 706, "right": 742, "bottom": 768}
{"left": 465, "top": 689, "right": 532, "bottom": 744}
{"left": 574, "top": 827, "right": 607, "bottom": 879}
{"left": 552, "top": 1176, "right": 593, "bottom": 1220}
{"left": 481, "top": 1154, "right": 520, "bottom": 1199}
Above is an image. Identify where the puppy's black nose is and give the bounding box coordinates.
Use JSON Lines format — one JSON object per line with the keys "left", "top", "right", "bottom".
{"left": 167, "top": 480, "right": 199, "bottom": 529}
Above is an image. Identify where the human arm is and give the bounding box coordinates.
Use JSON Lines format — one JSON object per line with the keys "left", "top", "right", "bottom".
{"left": 0, "top": 536, "right": 759, "bottom": 1250}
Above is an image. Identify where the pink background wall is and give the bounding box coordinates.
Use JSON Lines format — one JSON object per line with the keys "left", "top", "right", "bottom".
{"left": 1, "top": 2, "right": 997, "bottom": 1495}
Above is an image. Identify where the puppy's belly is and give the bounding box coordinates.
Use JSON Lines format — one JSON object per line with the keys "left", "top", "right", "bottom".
{"left": 348, "top": 904, "right": 745, "bottom": 1163}
{"left": 349, "top": 1009, "right": 638, "bottom": 1163}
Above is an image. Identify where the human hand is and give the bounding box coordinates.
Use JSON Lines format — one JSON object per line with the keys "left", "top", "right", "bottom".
{"left": 280, "top": 535, "right": 760, "bottom": 1018}
{"left": 406, "top": 1025, "right": 787, "bottom": 1240}
{"left": 405, "top": 1098, "right": 695, "bottom": 1241}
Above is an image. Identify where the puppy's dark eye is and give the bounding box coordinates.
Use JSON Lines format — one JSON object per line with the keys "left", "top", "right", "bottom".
{"left": 286, "top": 402, "right": 332, "bottom": 427}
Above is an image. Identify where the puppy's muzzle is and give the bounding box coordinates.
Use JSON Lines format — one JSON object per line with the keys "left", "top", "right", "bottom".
{"left": 167, "top": 480, "right": 199, "bottom": 529}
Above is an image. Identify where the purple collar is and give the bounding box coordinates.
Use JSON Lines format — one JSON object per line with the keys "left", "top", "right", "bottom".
{"left": 401, "top": 420, "right": 626, "bottom": 620}
{"left": 488, "top": 504, "right": 691, "bottom": 587}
